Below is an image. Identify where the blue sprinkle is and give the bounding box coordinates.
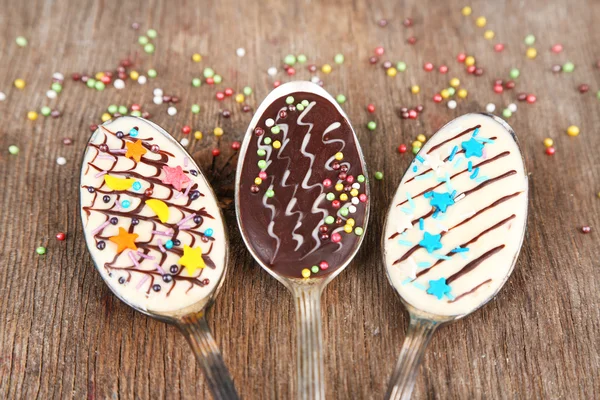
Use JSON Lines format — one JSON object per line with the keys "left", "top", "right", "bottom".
{"left": 452, "top": 247, "right": 470, "bottom": 253}
{"left": 406, "top": 192, "right": 416, "bottom": 210}
{"left": 121, "top": 199, "right": 131, "bottom": 208}
{"left": 451, "top": 190, "right": 457, "bottom": 198}
{"left": 431, "top": 253, "right": 451, "bottom": 260}
{"left": 446, "top": 292, "right": 455, "bottom": 301}
{"left": 132, "top": 181, "right": 142, "bottom": 191}
{"left": 424, "top": 191, "right": 433, "bottom": 198}
{"left": 412, "top": 165, "right": 418, "bottom": 172}
{"left": 448, "top": 146, "right": 459, "bottom": 161}
{"left": 470, "top": 167, "right": 480, "bottom": 179}
{"left": 402, "top": 278, "right": 412, "bottom": 285}
{"left": 475, "top": 136, "right": 495, "bottom": 144}
{"left": 400, "top": 207, "right": 413, "bottom": 214}
{"left": 412, "top": 282, "right": 427, "bottom": 290}
{"left": 468, "top": 161, "right": 473, "bottom": 172}
{"left": 472, "top": 127, "right": 480, "bottom": 137}
{"left": 435, "top": 213, "right": 447, "bottom": 221}
{"left": 417, "top": 261, "right": 432, "bottom": 268}
{"left": 475, "top": 176, "right": 489, "bottom": 183}
{"left": 129, "top": 128, "right": 139, "bottom": 137}
{"left": 398, "top": 240, "right": 413, "bottom": 246}
{"left": 415, "top": 173, "right": 433, "bottom": 181}
{"left": 432, "top": 210, "right": 440, "bottom": 219}
{"left": 419, "top": 218, "right": 424, "bottom": 230}
{"left": 454, "top": 157, "right": 464, "bottom": 169}
{"left": 204, "top": 228, "right": 214, "bottom": 237}
{"left": 165, "top": 240, "right": 174, "bottom": 249}
{"left": 416, "top": 155, "right": 425, "bottom": 163}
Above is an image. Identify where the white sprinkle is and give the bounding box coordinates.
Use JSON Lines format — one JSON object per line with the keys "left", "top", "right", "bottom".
{"left": 311, "top": 76, "right": 320, "bottom": 84}
{"left": 52, "top": 72, "right": 64, "bottom": 82}
{"left": 180, "top": 138, "right": 189, "bottom": 147}
{"left": 0, "top": 92, "right": 7, "bottom": 101}
{"left": 137, "top": 75, "right": 147, "bottom": 85}
{"left": 114, "top": 79, "right": 125, "bottom": 89}
{"left": 236, "top": 47, "right": 246, "bottom": 57}
{"left": 352, "top": 182, "right": 360, "bottom": 189}
{"left": 56, "top": 156, "right": 66, "bottom": 165}
{"left": 447, "top": 100, "right": 457, "bottom": 109}
{"left": 267, "top": 67, "right": 277, "bottom": 76}
{"left": 265, "top": 118, "right": 274, "bottom": 127}
{"left": 485, "top": 103, "right": 496, "bottom": 113}
{"left": 46, "top": 90, "right": 57, "bottom": 99}
{"left": 153, "top": 88, "right": 163, "bottom": 97}
{"left": 153, "top": 96, "right": 163, "bottom": 105}
{"left": 349, "top": 205, "right": 357, "bottom": 213}
{"left": 351, "top": 197, "right": 359, "bottom": 205}
{"left": 508, "top": 103, "right": 517, "bottom": 112}
{"left": 167, "top": 106, "right": 177, "bottom": 116}
{"left": 454, "top": 193, "right": 466, "bottom": 203}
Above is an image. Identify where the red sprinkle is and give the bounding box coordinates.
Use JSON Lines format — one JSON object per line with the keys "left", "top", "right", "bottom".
{"left": 375, "top": 46, "right": 385, "bottom": 56}
{"left": 526, "top": 94, "right": 537, "bottom": 104}
{"left": 403, "top": 18, "right": 413, "bottom": 27}
{"left": 439, "top": 65, "right": 448, "bottom": 74}
{"left": 259, "top": 171, "right": 267, "bottom": 179}
{"left": 551, "top": 44, "right": 563, "bottom": 53}
{"left": 545, "top": 147, "right": 555, "bottom": 156}
{"left": 457, "top": 53, "right": 466, "bottom": 63}
{"left": 581, "top": 226, "right": 591, "bottom": 233}
{"left": 493, "top": 84, "right": 504, "bottom": 94}
{"left": 466, "top": 65, "right": 476, "bottom": 74}
{"left": 398, "top": 144, "right": 407, "bottom": 153}
{"left": 212, "top": 148, "right": 221, "bottom": 157}
{"left": 578, "top": 84, "right": 590, "bottom": 93}
{"left": 131, "top": 104, "right": 141, "bottom": 111}
{"left": 494, "top": 43, "right": 505, "bottom": 52}
{"left": 216, "top": 92, "right": 225, "bottom": 101}
{"left": 407, "top": 36, "right": 417, "bottom": 45}
{"left": 323, "top": 178, "right": 332, "bottom": 187}
{"left": 224, "top": 88, "right": 234, "bottom": 96}
{"left": 367, "top": 104, "right": 376, "bottom": 113}
{"left": 433, "top": 94, "right": 442, "bottom": 103}
{"left": 319, "top": 261, "right": 329, "bottom": 270}
{"left": 359, "top": 194, "right": 368, "bottom": 203}
{"left": 408, "top": 109, "right": 418, "bottom": 119}
{"left": 332, "top": 200, "right": 341, "bottom": 208}
{"left": 331, "top": 232, "right": 342, "bottom": 243}
{"left": 182, "top": 125, "right": 191, "bottom": 134}
{"left": 273, "top": 80, "right": 281, "bottom": 88}
{"left": 286, "top": 67, "right": 296, "bottom": 76}
{"left": 206, "top": 77, "right": 214, "bottom": 85}
{"left": 56, "top": 232, "right": 66, "bottom": 241}
{"left": 424, "top": 62, "right": 434, "bottom": 71}
{"left": 231, "top": 141, "right": 241, "bottom": 151}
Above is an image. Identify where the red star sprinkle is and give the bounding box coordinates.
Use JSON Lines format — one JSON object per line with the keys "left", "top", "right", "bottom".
{"left": 160, "top": 165, "right": 191, "bottom": 191}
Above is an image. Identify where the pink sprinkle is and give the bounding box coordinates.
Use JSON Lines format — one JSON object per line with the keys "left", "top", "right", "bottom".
{"left": 151, "top": 230, "right": 171, "bottom": 236}
{"left": 136, "top": 275, "right": 150, "bottom": 290}
{"left": 184, "top": 157, "right": 189, "bottom": 167}
{"left": 111, "top": 149, "right": 127, "bottom": 154}
{"left": 179, "top": 224, "right": 191, "bottom": 230}
{"left": 128, "top": 251, "right": 141, "bottom": 267}
{"left": 174, "top": 190, "right": 183, "bottom": 199}
{"left": 177, "top": 213, "right": 196, "bottom": 226}
{"left": 331, "top": 232, "right": 341, "bottom": 243}
{"left": 94, "top": 171, "right": 107, "bottom": 178}
{"left": 184, "top": 184, "right": 192, "bottom": 197}
{"left": 97, "top": 154, "right": 116, "bottom": 160}
{"left": 137, "top": 251, "right": 155, "bottom": 260}
{"left": 154, "top": 263, "right": 166, "bottom": 275}
{"left": 91, "top": 220, "right": 110, "bottom": 236}
{"left": 114, "top": 201, "right": 122, "bottom": 211}
{"left": 157, "top": 239, "right": 166, "bottom": 252}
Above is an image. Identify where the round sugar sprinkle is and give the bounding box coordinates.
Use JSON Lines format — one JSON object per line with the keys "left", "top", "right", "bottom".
{"left": 16, "top": 36, "right": 28, "bottom": 47}
{"left": 56, "top": 157, "right": 66, "bottom": 165}
{"left": 267, "top": 67, "right": 277, "bottom": 76}
{"left": 508, "top": 103, "right": 518, "bottom": 113}
{"left": 0, "top": 92, "right": 6, "bottom": 101}
{"left": 447, "top": 100, "right": 457, "bottom": 109}
{"left": 236, "top": 48, "right": 246, "bottom": 57}
{"left": 486, "top": 103, "right": 496, "bottom": 113}
{"left": 167, "top": 106, "right": 177, "bottom": 116}
{"left": 9, "top": 145, "right": 19, "bottom": 155}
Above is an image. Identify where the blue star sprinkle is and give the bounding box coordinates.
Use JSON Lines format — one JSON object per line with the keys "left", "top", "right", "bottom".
{"left": 461, "top": 137, "right": 484, "bottom": 158}
{"left": 419, "top": 231, "right": 443, "bottom": 253}
{"left": 427, "top": 278, "right": 451, "bottom": 299}
{"left": 425, "top": 191, "right": 455, "bottom": 213}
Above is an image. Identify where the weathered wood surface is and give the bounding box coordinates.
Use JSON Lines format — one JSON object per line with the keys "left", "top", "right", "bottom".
{"left": 0, "top": 0, "right": 599, "bottom": 398}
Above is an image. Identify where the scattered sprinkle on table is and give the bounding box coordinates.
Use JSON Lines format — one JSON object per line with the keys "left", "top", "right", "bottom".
{"left": 375, "top": 171, "right": 384, "bottom": 180}
{"left": 567, "top": 125, "right": 580, "bottom": 136}
{"left": 9, "top": 145, "right": 19, "bottom": 155}
{"left": 36, "top": 246, "right": 47, "bottom": 255}
{"left": 16, "top": 36, "right": 28, "bottom": 47}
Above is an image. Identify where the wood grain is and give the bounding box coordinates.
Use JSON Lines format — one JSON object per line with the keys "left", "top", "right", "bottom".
{"left": 1, "top": 0, "right": 599, "bottom": 399}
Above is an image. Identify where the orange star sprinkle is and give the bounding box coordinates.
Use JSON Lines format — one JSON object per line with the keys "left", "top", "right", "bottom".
{"left": 108, "top": 227, "right": 139, "bottom": 253}
{"left": 125, "top": 139, "right": 147, "bottom": 162}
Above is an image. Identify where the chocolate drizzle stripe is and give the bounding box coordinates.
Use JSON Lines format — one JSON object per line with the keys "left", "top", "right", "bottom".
{"left": 461, "top": 170, "right": 516, "bottom": 197}
{"left": 448, "top": 279, "right": 492, "bottom": 303}
{"left": 426, "top": 125, "right": 481, "bottom": 154}
{"left": 446, "top": 245, "right": 505, "bottom": 284}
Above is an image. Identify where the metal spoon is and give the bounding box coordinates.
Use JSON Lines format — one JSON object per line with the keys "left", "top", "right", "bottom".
{"left": 80, "top": 116, "right": 238, "bottom": 400}
{"left": 235, "top": 81, "right": 370, "bottom": 399}
{"left": 382, "top": 113, "right": 528, "bottom": 399}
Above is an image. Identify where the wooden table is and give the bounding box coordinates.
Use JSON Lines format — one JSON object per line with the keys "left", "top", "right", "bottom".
{"left": 1, "top": 0, "right": 599, "bottom": 398}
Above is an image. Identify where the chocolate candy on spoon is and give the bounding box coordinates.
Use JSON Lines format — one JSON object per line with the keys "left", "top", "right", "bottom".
{"left": 236, "top": 81, "right": 370, "bottom": 398}
{"left": 80, "top": 116, "right": 238, "bottom": 399}
{"left": 382, "top": 113, "right": 528, "bottom": 399}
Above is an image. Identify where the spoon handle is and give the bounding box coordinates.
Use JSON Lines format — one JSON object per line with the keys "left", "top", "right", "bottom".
{"left": 384, "top": 315, "right": 439, "bottom": 400}
{"left": 178, "top": 312, "right": 239, "bottom": 400}
{"left": 292, "top": 285, "right": 325, "bottom": 400}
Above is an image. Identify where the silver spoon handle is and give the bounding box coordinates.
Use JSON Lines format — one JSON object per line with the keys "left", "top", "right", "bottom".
{"left": 385, "top": 315, "right": 439, "bottom": 400}
{"left": 178, "top": 313, "right": 239, "bottom": 400}
{"left": 292, "top": 285, "right": 325, "bottom": 400}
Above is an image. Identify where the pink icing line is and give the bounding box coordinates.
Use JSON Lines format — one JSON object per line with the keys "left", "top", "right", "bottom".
{"left": 179, "top": 224, "right": 191, "bottom": 230}
{"left": 177, "top": 213, "right": 196, "bottom": 226}
{"left": 111, "top": 149, "right": 127, "bottom": 154}
{"left": 136, "top": 275, "right": 150, "bottom": 290}
{"left": 128, "top": 251, "right": 141, "bottom": 268}
{"left": 94, "top": 170, "right": 107, "bottom": 178}
{"left": 183, "top": 183, "right": 192, "bottom": 197}
{"left": 184, "top": 157, "right": 189, "bottom": 167}
{"left": 137, "top": 251, "right": 155, "bottom": 260}
{"left": 97, "top": 155, "right": 116, "bottom": 160}
{"left": 91, "top": 221, "right": 110, "bottom": 236}
{"left": 154, "top": 263, "right": 166, "bottom": 275}
{"left": 157, "top": 239, "right": 166, "bottom": 253}
{"left": 151, "top": 230, "right": 171, "bottom": 236}
{"left": 175, "top": 190, "right": 183, "bottom": 199}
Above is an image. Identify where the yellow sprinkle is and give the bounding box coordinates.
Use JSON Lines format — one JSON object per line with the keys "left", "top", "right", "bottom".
{"left": 254, "top": 177, "right": 262, "bottom": 185}
{"left": 347, "top": 218, "right": 355, "bottom": 227}
{"left": 440, "top": 89, "right": 450, "bottom": 99}
{"left": 567, "top": 125, "right": 580, "bottom": 137}
{"left": 235, "top": 94, "right": 245, "bottom": 103}
{"left": 475, "top": 16, "right": 486, "bottom": 27}
{"left": 344, "top": 225, "right": 353, "bottom": 233}
{"left": 386, "top": 67, "right": 397, "bottom": 77}
{"left": 272, "top": 140, "right": 281, "bottom": 149}
{"left": 350, "top": 189, "right": 359, "bottom": 197}
{"left": 461, "top": 6, "right": 472, "bottom": 16}
{"left": 526, "top": 47, "right": 537, "bottom": 59}
{"left": 411, "top": 85, "right": 420, "bottom": 94}
{"left": 334, "top": 152, "right": 344, "bottom": 161}
{"left": 465, "top": 56, "right": 475, "bottom": 67}
{"left": 213, "top": 127, "right": 224, "bottom": 136}
{"left": 335, "top": 183, "right": 344, "bottom": 191}
{"left": 412, "top": 141, "right": 422, "bottom": 148}
{"left": 321, "top": 64, "right": 332, "bottom": 74}
{"left": 101, "top": 113, "right": 112, "bottom": 122}
{"left": 301, "top": 268, "right": 311, "bottom": 278}
{"left": 14, "top": 78, "right": 26, "bottom": 89}
{"left": 484, "top": 30, "right": 495, "bottom": 40}
{"left": 95, "top": 72, "right": 105, "bottom": 80}
{"left": 449, "top": 78, "right": 460, "bottom": 87}
{"left": 458, "top": 89, "right": 468, "bottom": 98}
{"left": 417, "top": 134, "right": 426, "bottom": 143}
{"left": 340, "top": 193, "right": 348, "bottom": 201}
{"left": 192, "top": 53, "right": 202, "bottom": 62}
{"left": 543, "top": 138, "right": 553, "bottom": 147}
{"left": 130, "top": 71, "right": 139, "bottom": 80}
{"left": 194, "top": 131, "right": 203, "bottom": 140}
{"left": 27, "top": 111, "right": 38, "bottom": 121}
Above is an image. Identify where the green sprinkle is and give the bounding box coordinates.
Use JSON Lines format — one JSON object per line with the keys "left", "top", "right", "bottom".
{"left": 264, "top": 137, "right": 272, "bottom": 145}
{"left": 213, "top": 74, "right": 222, "bottom": 84}
{"left": 271, "top": 125, "right": 281, "bottom": 134}
{"left": 374, "top": 171, "right": 384, "bottom": 180}
{"left": 502, "top": 109, "right": 512, "bottom": 118}
{"left": 311, "top": 265, "right": 319, "bottom": 273}
{"left": 191, "top": 104, "right": 200, "bottom": 114}
{"left": 243, "top": 86, "right": 252, "bottom": 96}
{"left": 144, "top": 43, "right": 155, "bottom": 54}
{"left": 108, "top": 104, "right": 118, "bottom": 114}
{"left": 301, "top": 100, "right": 309, "bottom": 107}
{"left": 51, "top": 82, "right": 62, "bottom": 93}
{"left": 397, "top": 61, "right": 407, "bottom": 72}
{"left": 130, "top": 110, "right": 141, "bottom": 117}
{"left": 367, "top": 121, "right": 377, "bottom": 131}
{"left": 597, "top": 90, "right": 600, "bottom": 100}
{"left": 354, "top": 227, "right": 364, "bottom": 236}
{"left": 297, "top": 54, "right": 307, "bottom": 64}
{"left": 203, "top": 68, "right": 215, "bottom": 78}
{"left": 147, "top": 69, "right": 157, "bottom": 78}
{"left": 326, "top": 193, "right": 335, "bottom": 201}
{"left": 258, "top": 160, "right": 267, "bottom": 169}
{"left": 40, "top": 106, "right": 51, "bottom": 116}
{"left": 412, "top": 147, "right": 420, "bottom": 155}
{"left": 138, "top": 36, "right": 149, "bottom": 45}
{"left": 325, "top": 216, "right": 335, "bottom": 224}
{"left": 94, "top": 81, "right": 105, "bottom": 91}
{"left": 284, "top": 54, "right": 296, "bottom": 65}
{"left": 8, "top": 145, "right": 19, "bottom": 155}
{"left": 257, "top": 149, "right": 266, "bottom": 157}
{"left": 509, "top": 68, "right": 520, "bottom": 79}
{"left": 286, "top": 96, "right": 295, "bottom": 104}
{"left": 334, "top": 53, "right": 344, "bottom": 64}
{"left": 147, "top": 29, "right": 157, "bottom": 39}
{"left": 266, "top": 189, "right": 275, "bottom": 198}
{"left": 447, "top": 87, "right": 456, "bottom": 96}
{"left": 192, "top": 78, "right": 202, "bottom": 87}
{"left": 357, "top": 175, "right": 365, "bottom": 183}
{"left": 336, "top": 94, "right": 346, "bottom": 104}
{"left": 524, "top": 34, "right": 535, "bottom": 45}
{"left": 340, "top": 208, "right": 349, "bottom": 217}
{"left": 563, "top": 62, "right": 575, "bottom": 72}
{"left": 118, "top": 106, "right": 128, "bottom": 115}
{"left": 16, "top": 36, "right": 28, "bottom": 47}
{"left": 86, "top": 78, "right": 96, "bottom": 88}
{"left": 36, "top": 246, "right": 46, "bottom": 255}
{"left": 296, "top": 104, "right": 305, "bottom": 111}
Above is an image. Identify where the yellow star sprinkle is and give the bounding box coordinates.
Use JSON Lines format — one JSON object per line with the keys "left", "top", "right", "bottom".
{"left": 125, "top": 139, "right": 147, "bottom": 162}
{"left": 178, "top": 245, "right": 205, "bottom": 276}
